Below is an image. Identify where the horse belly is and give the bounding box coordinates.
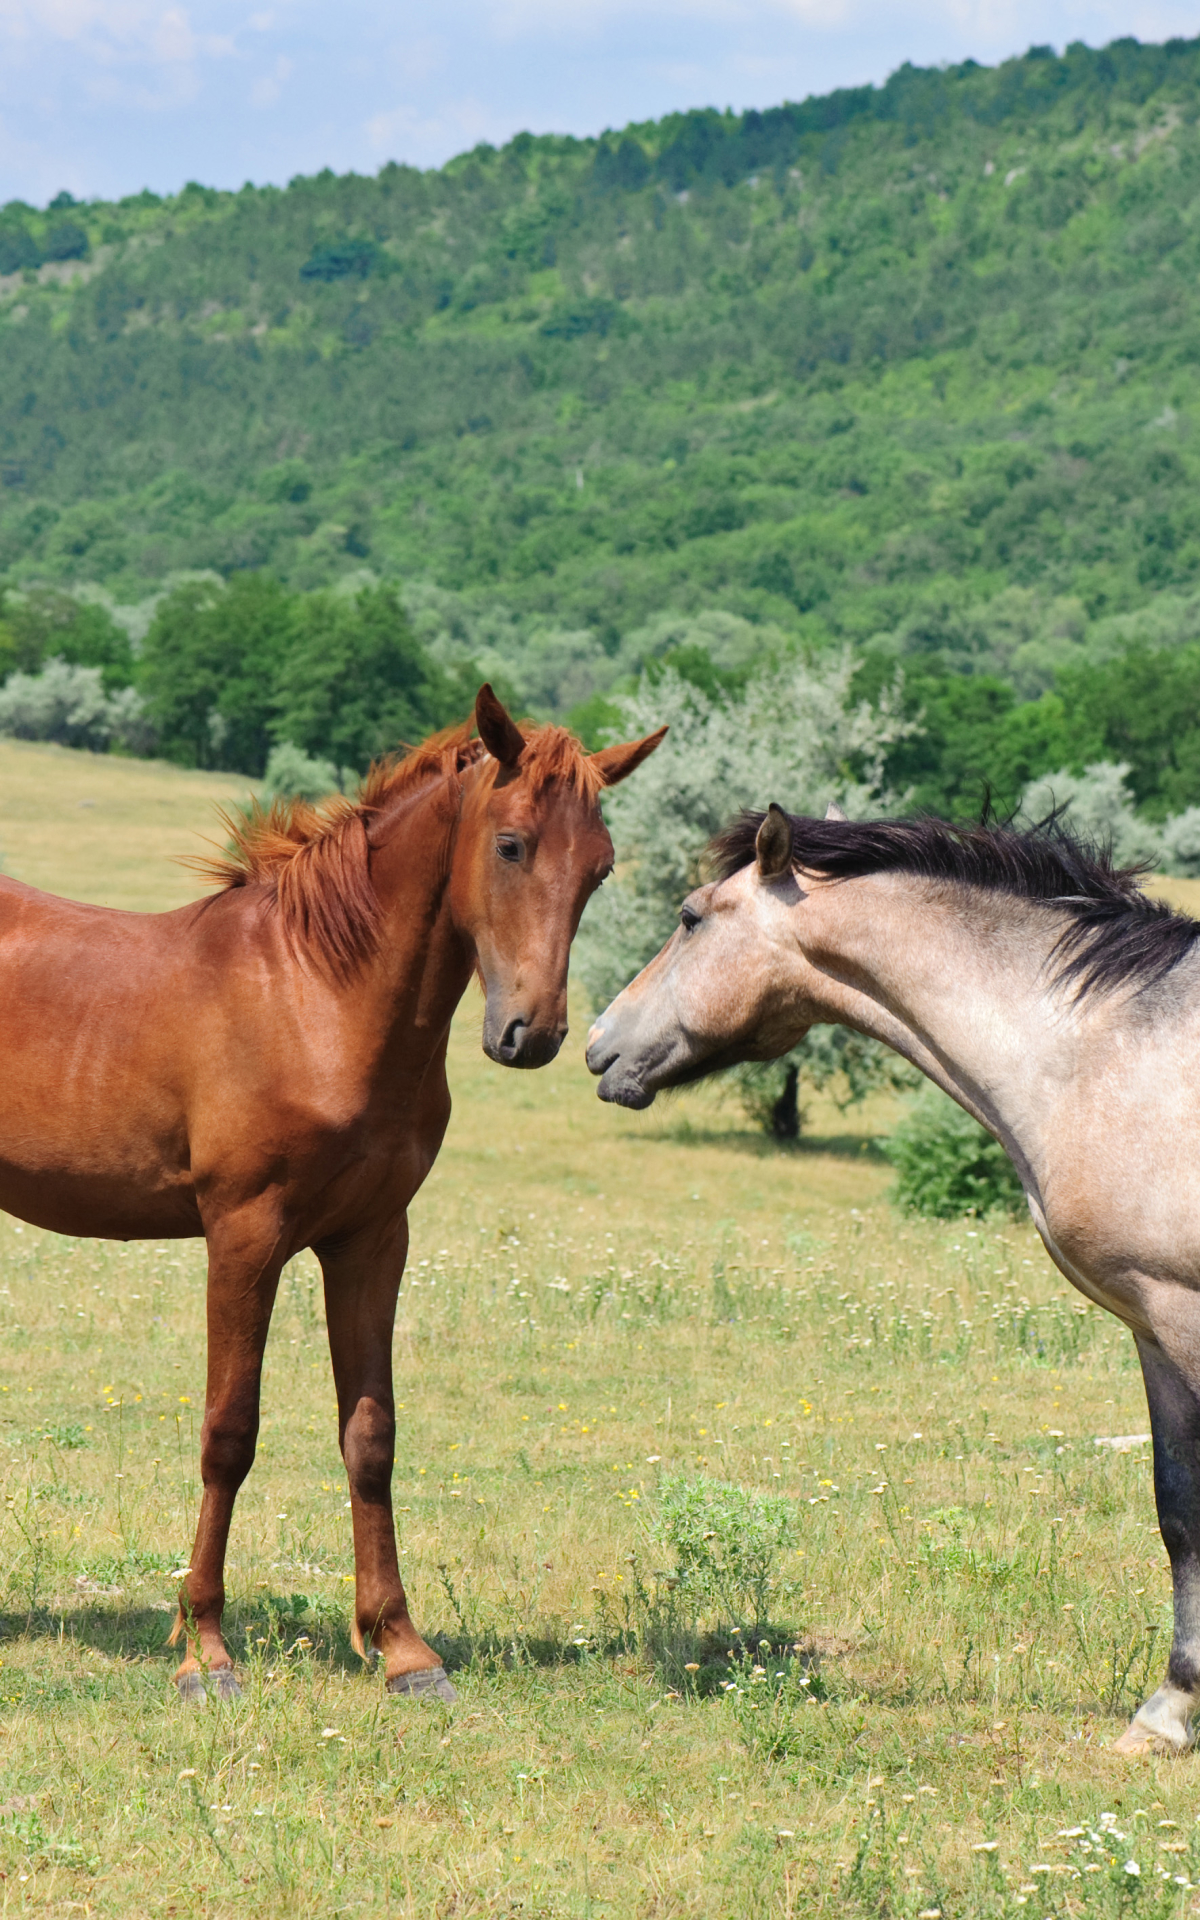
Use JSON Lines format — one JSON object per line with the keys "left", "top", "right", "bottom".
{"left": 0, "top": 941, "right": 199, "bottom": 1239}
{"left": 0, "top": 1162, "right": 201, "bottom": 1240}
{"left": 0, "top": 1079, "right": 199, "bottom": 1239}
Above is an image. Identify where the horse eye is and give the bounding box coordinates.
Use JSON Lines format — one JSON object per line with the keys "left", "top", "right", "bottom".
{"left": 496, "top": 836, "right": 522, "bottom": 863}
{"left": 680, "top": 904, "right": 700, "bottom": 933}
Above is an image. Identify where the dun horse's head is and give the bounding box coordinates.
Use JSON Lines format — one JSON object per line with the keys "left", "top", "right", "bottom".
{"left": 586, "top": 804, "right": 818, "bottom": 1106}
{"left": 453, "top": 686, "right": 665, "bottom": 1070}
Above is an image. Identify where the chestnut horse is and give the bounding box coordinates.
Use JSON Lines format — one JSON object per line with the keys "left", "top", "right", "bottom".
{"left": 587, "top": 803, "right": 1200, "bottom": 1755}
{"left": 0, "top": 686, "right": 663, "bottom": 1703}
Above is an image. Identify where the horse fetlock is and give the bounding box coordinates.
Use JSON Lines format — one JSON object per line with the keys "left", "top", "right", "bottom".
{"left": 355, "top": 1606, "right": 422, "bottom": 1661}
{"left": 1115, "top": 1683, "right": 1197, "bottom": 1756}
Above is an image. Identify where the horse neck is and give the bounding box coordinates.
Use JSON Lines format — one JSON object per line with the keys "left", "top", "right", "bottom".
{"left": 363, "top": 770, "right": 474, "bottom": 1049}
{"left": 793, "top": 873, "right": 1075, "bottom": 1144}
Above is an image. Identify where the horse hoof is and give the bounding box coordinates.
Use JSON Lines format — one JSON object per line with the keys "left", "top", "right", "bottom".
{"left": 387, "top": 1665, "right": 457, "bottom": 1703}
{"left": 1114, "top": 1726, "right": 1191, "bottom": 1758}
{"left": 174, "top": 1667, "right": 241, "bottom": 1705}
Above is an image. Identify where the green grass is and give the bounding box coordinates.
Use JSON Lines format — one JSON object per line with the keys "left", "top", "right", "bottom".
{"left": 0, "top": 745, "right": 1194, "bottom": 1915}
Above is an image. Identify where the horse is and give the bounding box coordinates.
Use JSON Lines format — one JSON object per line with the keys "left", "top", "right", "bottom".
{"left": 0, "top": 686, "right": 664, "bottom": 1703}
{"left": 586, "top": 801, "right": 1200, "bottom": 1756}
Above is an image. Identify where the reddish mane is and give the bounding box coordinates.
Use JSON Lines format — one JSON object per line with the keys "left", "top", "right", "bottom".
{"left": 192, "top": 718, "right": 602, "bottom": 980}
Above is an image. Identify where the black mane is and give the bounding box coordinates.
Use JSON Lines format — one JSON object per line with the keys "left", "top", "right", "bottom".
{"left": 710, "top": 811, "right": 1200, "bottom": 999}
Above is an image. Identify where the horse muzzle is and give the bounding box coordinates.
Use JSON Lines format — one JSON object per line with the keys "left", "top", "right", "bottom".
{"left": 585, "top": 1018, "right": 656, "bottom": 1108}
{"left": 483, "top": 1006, "right": 566, "bottom": 1069}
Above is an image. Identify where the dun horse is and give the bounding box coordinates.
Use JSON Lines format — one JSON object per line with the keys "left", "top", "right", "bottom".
{"left": 588, "top": 803, "right": 1200, "bottom": 1755}
{"left": 0, "top": 687, "right": 663, "bottom": 1702}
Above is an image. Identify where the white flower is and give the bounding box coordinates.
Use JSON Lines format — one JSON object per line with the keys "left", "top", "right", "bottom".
{"left": 1124, "top": 1860, "right": 1141, "bottom": 1877}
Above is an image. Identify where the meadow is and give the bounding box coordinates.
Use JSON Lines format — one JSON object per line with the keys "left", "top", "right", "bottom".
{"left": 0, "top": 740, "right": 1195, "bottom": 1917}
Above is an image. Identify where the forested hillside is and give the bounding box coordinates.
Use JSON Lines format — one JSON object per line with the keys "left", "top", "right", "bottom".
{"left": 9, "top": 37, "right": 1200, "bottom": 818}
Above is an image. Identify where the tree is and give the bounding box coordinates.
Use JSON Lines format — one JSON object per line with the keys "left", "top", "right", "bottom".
{"left": 271, "top": 585, "right": 463, "bottom": 772}
{"left": 0, "top": 588, "right": 133, "bottom": 689}
{"left": 139, "top": 574, "right": 293, "bottom": 773}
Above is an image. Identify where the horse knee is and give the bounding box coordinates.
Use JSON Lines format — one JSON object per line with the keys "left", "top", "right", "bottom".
{"left": 342, "top": 1402, "right": 395, "bottom": 1502}
{"left": 200, "top": 1407, "right": 258, "bottom": 1488}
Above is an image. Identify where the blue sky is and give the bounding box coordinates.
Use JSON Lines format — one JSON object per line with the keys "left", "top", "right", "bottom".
{"left": 2, "top": 0, "right": 1198, "bottom": 207}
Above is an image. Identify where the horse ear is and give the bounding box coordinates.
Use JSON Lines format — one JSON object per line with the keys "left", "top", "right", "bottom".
{"left": 755, "top": 803, "right": 793, "bottom": 879}
{"left": 825, "top": 800, "right": 848, "bottom": 822}
{"left": 591, "top": 725, "right": 668, "bottom": 788}
{"left": 475, "top": 684, "right": 525, "bottom": 768}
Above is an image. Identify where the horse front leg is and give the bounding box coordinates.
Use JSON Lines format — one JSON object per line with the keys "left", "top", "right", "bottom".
{"left": 171, "top": 1210, "right": 286, "bottom": 1703}
{"left": 318, "top": 1219, "right": 456, "bottom": 1702}
{"left": 1114, "top": 1335, "right": 1200, "bottom": 1754}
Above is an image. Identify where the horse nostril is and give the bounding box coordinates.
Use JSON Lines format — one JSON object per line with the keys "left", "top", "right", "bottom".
{"left": 500, "top": 1018, "right": 527, "bottom": 1059}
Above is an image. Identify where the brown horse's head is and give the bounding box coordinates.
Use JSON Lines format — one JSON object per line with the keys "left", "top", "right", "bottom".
{"left": 451, "top": 686, "right": 666, "bottom": 1069}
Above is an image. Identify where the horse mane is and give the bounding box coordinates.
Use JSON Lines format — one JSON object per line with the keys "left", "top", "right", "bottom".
{"left": 709, "top": 810, "right": 1200, "bottom": 1000}
{"left": 194, "top": 718, "right": 603, "bottom": 981}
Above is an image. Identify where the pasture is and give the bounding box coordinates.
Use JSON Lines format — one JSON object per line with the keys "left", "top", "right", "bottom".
{"left": 0, "top": 741, "right": 1195, "bottom": 1917}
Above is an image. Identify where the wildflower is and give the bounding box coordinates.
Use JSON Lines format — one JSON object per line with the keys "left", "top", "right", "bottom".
{"left": 1124, "top": 1861, "right": 1141, "bottom": 1877}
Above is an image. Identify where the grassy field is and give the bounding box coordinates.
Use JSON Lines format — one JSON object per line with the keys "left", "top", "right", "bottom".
{"left": 0, "top": 738, "right": 248, "bottom": 912}
{"left": 0, "top": 743, "right": 1195, "bottom": 1918}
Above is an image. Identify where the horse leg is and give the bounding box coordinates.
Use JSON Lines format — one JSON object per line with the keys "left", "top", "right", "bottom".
{"left": 319, "top": 1222, "right": 456, "bottom": 1702}
{"left": 1114, "top": 1335, "right": 1200, "bottom": 1754}
{"left": 170, "top": 1215, "right": 285, "bottom": 1703}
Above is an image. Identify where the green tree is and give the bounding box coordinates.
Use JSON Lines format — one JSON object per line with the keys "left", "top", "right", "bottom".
{"left": 272, "top": 585, "right": 463, "bottom": 772}
{"left": 1054, "top": 645, "right": 1200, "bottom": 819}
{"left": 138, "top": 574, "right": 293, "bottom": 772}
{"left": 0, "top": 588, "right": 133, "bottom": 689}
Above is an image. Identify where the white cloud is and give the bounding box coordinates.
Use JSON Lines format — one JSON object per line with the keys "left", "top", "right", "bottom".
{"left": 0, "top": 0, "right": 237, "bottom": 58}
{"left": 250, "top": 52, "right": 293, "bottom": 107}
{"left": 365, "top": 93, "right": 509, "bottom": 161}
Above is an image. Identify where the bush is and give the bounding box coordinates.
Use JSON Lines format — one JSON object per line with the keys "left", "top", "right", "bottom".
{"left": 260, "top": 741, "right": 343, "bottom": 803}
{"left": 0, "top": 226, "right": 40, "bottom": 276}
{"left": 655, "top": 1474, "right": 798, "bottom": 1636}
{"left": 42, "top": 221, "right": 89, "bottom": 263}
{"left": 1160, "top": 806, "right": 1200, "bottom": 878}
{"left": 1017, "top": 761, "right": 1162, "bottom": 867}
{"left": 886, "top": 1086, "right": 1026, "bottom": 1219}
{"left": 299, "top": 240, "right": 380, "bottom": 282}
{"left": 0, "top": 658, "right": 153, "bottom": 754}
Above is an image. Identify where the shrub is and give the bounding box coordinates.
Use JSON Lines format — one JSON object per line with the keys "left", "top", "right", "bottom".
{"left": 655, "top": 1474, "right": 798, "bottom": 1636}
{"left": 1160, "top": 806, "right": 1200, "bottom": 878}
{"left": 260, "top": 741, "right": 342, "bottom": 803}
{"left": 886, "top": 1086, "right": 1026, "bottom": 1219}
{"left": 0, "top": 658, "right": 153, "bottom": 755}
{"left": 299, "top": 240, "right": 380, "bottom": 282}
{"left": 1017, "top": 761, "right": 1162, "bottom": 867}
{"left": 0, "top": 226, "right": 40, "bottom": 276}
{"left": 43, "top": 221, "right": 89, "bottom": 263}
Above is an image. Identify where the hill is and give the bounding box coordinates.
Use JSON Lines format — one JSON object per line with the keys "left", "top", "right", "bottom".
{"left": 11, "top": 39, "right": 1200, "bottom": 811}
{"left": 2, "top": 40, "right": 1200, "bottom": 633}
